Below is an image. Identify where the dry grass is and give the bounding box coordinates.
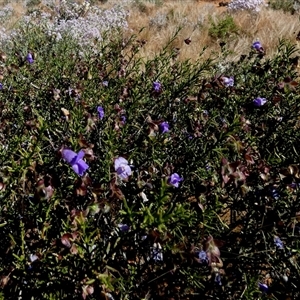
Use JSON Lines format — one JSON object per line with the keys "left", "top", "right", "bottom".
{"left": 0, "top": 0, "right": 299, "bottom": 62}
{"left": 121, "top": 0, "right": 300, "bottom": 62}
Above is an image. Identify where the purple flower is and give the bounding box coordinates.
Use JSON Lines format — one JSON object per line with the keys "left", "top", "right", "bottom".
{"left": 159, "top": 121, "right": 169, "bottom": 134}
{"left": 120, "top": 115, "right": 126, "bottom": 125}
{"left": 102, "top": 81, "right": 108, "bottom": 87}
{"left": 62, "top": 149, "right": 89, "bottom": 176}
{"left": 114, "top": 157, "right": 131, "bottom": 180}
{"left": 198, "top": 250, "right": 209, "bottom": 264}
{"left": 168, "top": 173, "right": 183, "bottom": 188}
{"left": 289, "top": 182, "right": 300, "bottom": 189}
{"left": 274, "top": 236, "right": 284, "bottom": 249}
{"left": 253, "top": 97, "right": 267, "bottom": 107}
{"left": 222, "top": 76, "right": 234, "bottom": 87}
{"left": 97, "top": 106, "right": 104, "bottom": 120}
{"left": 153, "top": 81, "right": 162, "bottom": 92}
{"left": 118, "top": 224, "right": 130, "bottom": 231}
{"left": 252, "top": 41, "right": 263, "bottom": 52}
{"left": 26, "top": 53, "right": 34, "bottom": 64}
{"left": 0, "top": 83, "right": 3, "bottom": 90}
{"left": 258, "top": 282, "right": 269, "bottom": 293}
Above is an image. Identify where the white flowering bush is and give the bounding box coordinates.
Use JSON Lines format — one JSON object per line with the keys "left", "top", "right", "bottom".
{"left": 228, "top": 0, "right": 265, "bottom": 12}
{"left": 0, "top": 4, "right": 13, "bottom": 23}
{"left": 0, "top": 0, "right": 129, "bottom": 52}
{"left": 50, "top": 6, "right": 129, "bottom": 45}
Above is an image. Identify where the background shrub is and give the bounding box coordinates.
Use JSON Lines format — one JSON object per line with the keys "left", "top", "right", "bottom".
{"left": 268, "top": 0, "right": 300, "bottom": 14}
{"left": 208, "top": 14, "right": 239, "bottom": 39}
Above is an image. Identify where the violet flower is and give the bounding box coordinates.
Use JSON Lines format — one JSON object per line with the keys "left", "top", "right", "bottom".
{"left": 153, "top": 81, "right": 162, "bottom": 92}
{"left": 168, "top": 173, "right": 183, "bottom": 188}
{"left": 114, "top": 157, "right": 131, "bottom": 180}
{"left": 26, "top": 53, "right": 34, "bottom": 64}
{"left": 0, "top": 83, "right": 3, "bottom": 90}
{"left": 118, "top": 224, "right": 130, "bottom": 232}
{"left": 252, "top": 41, "right": 262, "bottom": 50}
{"left": 120, "top": 115, "right": 126, "bottom": 125}
{"left": 258, "top": 282, "right": 269, "bottom": 293}
{"left": 198, "top": 250, "right": 209, "bottom": 265}
{"left": 222, "top": 76, "right": 234, "bottom": 87}
{"left": 253, "top": 97, "right": 267, "bottom": 107}
{"left": 274, "top": 236, "right": 284, "bottom": 249}
{"left": 159, "top": 121, "right": 169, "bottom": 134}
{"left": 289, "top": 182, "right": 300, "bottom": 189}
{"left": 102, "top": 81, "right": 108, "bottom": 87}
{"left": 97, "top": 106, "right": 104, "bottom": 120}
{"left": 62, "top": 149, "right": 89, "bottom": 176}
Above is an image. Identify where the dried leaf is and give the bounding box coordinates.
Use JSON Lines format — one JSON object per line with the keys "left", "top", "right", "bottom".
{"left": 91, "top": 183, "right": 104, "bottom": 196}
{"left": 0, "top": 182, "right": 6, "bottom": 192}
{"left": 61, "top": 233, "right": 72, "bottom": 248}
{"left": 84, "top": 148, "right": 95, "bottom": 161}
{"left": 53, "top": 88, "right": 61, "bottom": 100}
{"left": 70, "top": 244, "right": 78, "bottom": 255}
{"left": 78, "top": 134, "right": 94, "bottom": 148}
{"left": 184, "top": 37, "right": 191, "bottom": 45}
{"left": 0, "top": 51, "right": 7, "bottom": 62}
{"left": 0, "top": 275, "right": 10, "bottom": 288}
{"left": 109, "top": 178, "right": 125, "bottom": 200}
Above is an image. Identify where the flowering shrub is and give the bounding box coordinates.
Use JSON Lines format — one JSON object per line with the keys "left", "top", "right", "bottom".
{"left": 1, "top": 3, "right": 300, "bottom": 298}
